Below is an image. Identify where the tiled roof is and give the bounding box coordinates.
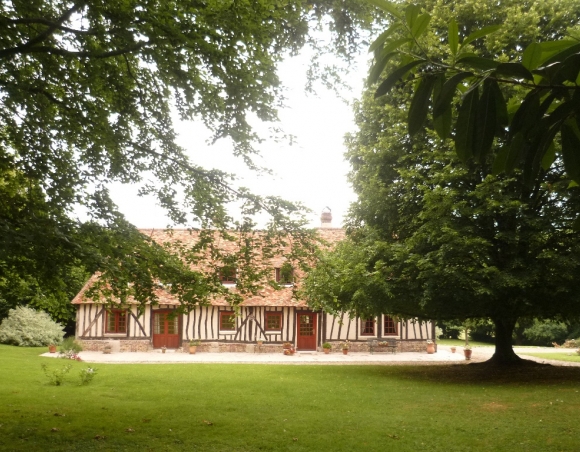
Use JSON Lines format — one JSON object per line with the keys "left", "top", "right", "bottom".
{"left": 72, "top": 227, "right": 345, "bottom": 307}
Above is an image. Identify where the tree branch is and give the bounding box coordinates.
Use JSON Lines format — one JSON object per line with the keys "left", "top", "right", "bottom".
{"left": 4, "top": 17, "right": 98, "bottom": 35}
{"left": 0, "top": 2, "right": 86, "bottom": 59}
{"left": 4, "top": 42, "right": 147, "bottom": 59}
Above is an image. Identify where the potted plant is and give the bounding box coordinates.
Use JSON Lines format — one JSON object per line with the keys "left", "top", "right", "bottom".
{"left": 257, "top": 337, "right": 264, "bottom": 346}
{"left": 341, "top": 340, "right": 350, "bottom": 355}
{"left": 463, "top": 345, "right": 472, "bottom": 360}
{"left": 189, "top": 339, "right": 201, "bottom": 354}
{"left": 283, "top": 342, "right": 292, "bottom": 351}
{"left": 322, "top": 342, "right": 332, "bottom": 354}
{"left": 48, "top": 344, "right": 57, "bottom": 353}
{"left": 426, "top": 340, "right": 435, "bottom": 354}
{"left": 161, "top": 346, "right": 167, "bottom": 354}
{"left": 450, "top": 346, "right": 456, "bottom": 353}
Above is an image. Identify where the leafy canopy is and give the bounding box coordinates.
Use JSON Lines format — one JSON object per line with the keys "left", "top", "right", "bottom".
{"left": 0, "top": 0, "right": 373, "bottom": 320}
{"left": 367, "top": 0, "right": 580, "bottom": 189}
{"left": 305, "top": 0, "right": 580, "bottom": 364}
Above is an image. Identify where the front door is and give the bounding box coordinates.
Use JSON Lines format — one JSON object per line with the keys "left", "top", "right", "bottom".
{"left": 153, "top": 311, "right": 180, "bottom": 349}
{"left": 296, "top": 312, "right": 317, "bottom": 351}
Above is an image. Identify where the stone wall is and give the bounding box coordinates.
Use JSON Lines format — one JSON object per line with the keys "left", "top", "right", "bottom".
{"left": 180, "top": 341, "right": 284, "bottom": 353}
{"left": 79, "top": 339, "right": 151, "bottom": 352}
{"left": 321, "top": 340, "right": 434, "bottom": 353}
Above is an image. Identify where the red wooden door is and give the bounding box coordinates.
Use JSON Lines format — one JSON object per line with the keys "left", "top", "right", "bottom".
{"left": 296, "top": 312, "right": 317, "bottom": 351}
{"left": 153, "top": 311, "right": 180, "bottom": 348}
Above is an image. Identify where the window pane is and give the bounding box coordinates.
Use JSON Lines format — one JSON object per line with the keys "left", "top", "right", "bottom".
{"left": 362, "top": 317, "right": 375, "bottom": 335}
{"left": 384, "top": 316, "right": 397, "bottom": 335}
{"left": 154, "top": 313, "right": 164, "bottom": 334}
{"left": 167, "top": 315, "right": 178, "bottom": 334}
{"left": 117, "top": 312, "right": 127, "bottom": 333}
{"left": 266, "top": 313, "right": 281, "bottom": 330}
{"left": 221, "top": 313, "right": 235, "bottom": 330}
{"left": 299, "top": 315, "right": 314, "bottom": 336}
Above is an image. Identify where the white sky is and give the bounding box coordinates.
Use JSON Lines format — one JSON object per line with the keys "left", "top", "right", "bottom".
{"left": 109, "top": 49, "right": 370, "bottom": 229}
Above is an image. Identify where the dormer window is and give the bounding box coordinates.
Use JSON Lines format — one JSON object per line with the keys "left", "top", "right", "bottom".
{"left": 275, "top": 263, "right": 294, "bottom": 285}
{"left": 219, "top": 266, "right": 237, "bottom": 284}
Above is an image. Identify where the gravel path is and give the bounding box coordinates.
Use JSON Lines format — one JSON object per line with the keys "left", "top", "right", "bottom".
{"left": 40, "top": 345, "right": 580, "bottom": 366}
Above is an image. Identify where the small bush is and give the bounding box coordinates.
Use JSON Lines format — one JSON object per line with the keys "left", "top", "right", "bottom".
{"left": 524, "top": 320, "right": 568, "bottom": 346}
{"left": 0, "top": 306, "right": 64, "bottom": 346}
{"left": 41, "top": 363, "right": 72, "bottom": 386}
{"left": 79, "top": 367, "right": 97, "bottom": 385}
{"left": 59, "top": 336, "right": 83, "bottom": 358}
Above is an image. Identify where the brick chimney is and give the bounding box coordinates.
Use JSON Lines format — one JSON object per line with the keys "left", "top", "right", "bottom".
{"left": 320, "top": 207, "right": 332, "bottom": 228}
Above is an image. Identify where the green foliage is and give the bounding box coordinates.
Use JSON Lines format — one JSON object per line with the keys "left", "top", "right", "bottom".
{"left": 306, "top": 0, "right": 580, "bottom": 364}
{"left": 0, "top": 306, "right": 64, "bottom": 346}
{"left": 322, "top": 342, "right": 332, "bottom": 349}
{"left": 523, "top": 320, "right": 569, "bottom": 346}
{"left": 0, "top": 0, "right": 374, "bottom": 320}
{"left": 367, "top": 0, "right": 580, "bottom": 187}
{"left": 58, "top": 337, "right": 83, "bottom": 358}
{"left": 40, "top": 363, "right": 71, "bottom": 386}
{"left": 78, "top": 366, "right": 97, "bottom": 386}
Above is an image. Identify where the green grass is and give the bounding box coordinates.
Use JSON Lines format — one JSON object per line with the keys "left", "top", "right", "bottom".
{"left": 520, "top": 352, "right": 580, "bottom": 363}
{"left": 436, "top": 338, "right": 494, "bottom": 347}
{"left": 1, "top": 345, "right": 580, "bottom": 451}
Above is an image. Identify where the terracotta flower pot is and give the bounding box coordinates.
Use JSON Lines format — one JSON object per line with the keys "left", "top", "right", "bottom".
{"left": 48, "top": 345, "right": 57, "bottom": 353}
{"left": 450, "top": 347, "right": 456, "bottom": 353}
{"left": 323, "top": 348, "right": 330, "bottom": 354}
{"left": 427, "top": 343, "right": 435, "bottom": 354}
{"left": 342, "top": 349, "right": 348, "bottom": 355}
{"left": 464, "top": 349, "right": 472, "bottom": 360}
{"left": 189, "top": 346, "right": 197, "bottom": 354}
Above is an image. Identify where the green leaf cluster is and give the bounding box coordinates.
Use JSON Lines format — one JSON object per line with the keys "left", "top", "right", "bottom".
{"left": 367, "top": 0, "right": 580, "bottom": 186}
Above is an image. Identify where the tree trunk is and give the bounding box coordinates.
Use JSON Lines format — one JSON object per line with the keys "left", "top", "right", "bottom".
{"left": 488, "top": 317, "right": 523, "bottom": 365}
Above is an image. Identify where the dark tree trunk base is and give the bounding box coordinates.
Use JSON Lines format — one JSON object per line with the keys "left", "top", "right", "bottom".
{"left": 472, "top": 355, "right": 549, "bottom": 367}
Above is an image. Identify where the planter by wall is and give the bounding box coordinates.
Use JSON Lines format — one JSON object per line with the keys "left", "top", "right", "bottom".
{"left": 342, "top": 349, "right": 348, "bottom": 355}
{"left": 189, "top": 346, "right": 197, "bottom": 354}
{"left": 427, "top": 343, "right": 435, "bottom": 354}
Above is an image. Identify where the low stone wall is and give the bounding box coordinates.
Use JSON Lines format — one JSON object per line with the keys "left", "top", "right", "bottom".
{"left": 79, "top": 339, "right": 151, "bottom": 352}
{"left": 322, "top": 340, "right": 435, "bottom": 353}
{"left": 180, "top": 341, "right": 284, "bottom": 353}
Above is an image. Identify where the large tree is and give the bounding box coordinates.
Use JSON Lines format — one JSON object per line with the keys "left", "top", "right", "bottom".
{"left": 304, "top": 0, "right": 580, "bottom": 364}
{"left": 0, "top": 0, "right": 373, "bottom": 322}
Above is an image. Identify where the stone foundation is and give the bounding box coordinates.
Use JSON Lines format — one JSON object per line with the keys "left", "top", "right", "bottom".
{"left": 79, "top": 338, "right": 434, "bottom": 353}
{"left": 78, "top": 339, "right": 151, "bottom": 352}
{"left": 180, "top": 341, "right": 284, "bottom": 353}
{"left": 322, "top": 340, "right": 435, "bottom": 353}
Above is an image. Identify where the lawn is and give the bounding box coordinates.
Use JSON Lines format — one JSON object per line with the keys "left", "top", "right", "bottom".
{"left": 520, "top": 352, "right": 580, "bottom": 363}
{"left": 1, "top": 345, "right": 580, "bottom": 451}
{"left": 435, "top": 338, "right": 494, "bottom": 347}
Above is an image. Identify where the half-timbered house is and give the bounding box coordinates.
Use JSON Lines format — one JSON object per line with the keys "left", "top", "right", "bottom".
{"left": 73, "top": 213, "right": 434, "bottom": 353}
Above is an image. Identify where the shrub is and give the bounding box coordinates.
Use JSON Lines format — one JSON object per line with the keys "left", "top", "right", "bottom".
{"left": 0, "top": 306, "right": 64, "bottom": 346}
{"left": 79, "top": 367, "right": 97, "bottom": 385}
{"left": 59, "top": 336, "right": 83, "bottom": 359}
{"left": 41, "top": 363, "right": 72, "bottom": 386}
{"left": 523, "top": 320, "right": 569, "bottom": 346}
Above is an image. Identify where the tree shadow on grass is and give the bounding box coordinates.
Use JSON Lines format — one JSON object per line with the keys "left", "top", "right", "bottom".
{"left": 362, "top": 360, "right": 580, "bottom": 386}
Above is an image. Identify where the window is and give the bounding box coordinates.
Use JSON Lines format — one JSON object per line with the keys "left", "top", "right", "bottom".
{"left": 275, "top": 263, "right": 293, "bottom": 284}
{"left": 220, "top": 311, "right": 236, "bottom": 331}
{"left": 105, "top": 310, "right": 127, "bottom": 334}
{"left": 219, "top": 267, "right": 236, "bottom": 284}
{"left": 265, "top": 312, "right": 282, "bottom": 330}
{"left": 361, "top": 317, "right": 375, "bottom": 336}
{"left": 384, "top": 316, "right": 398, "bottom": 336}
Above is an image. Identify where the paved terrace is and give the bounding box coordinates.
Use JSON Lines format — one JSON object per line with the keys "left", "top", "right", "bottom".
{"left": 41, "top": 345, "right": 580, "bottom": 366}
